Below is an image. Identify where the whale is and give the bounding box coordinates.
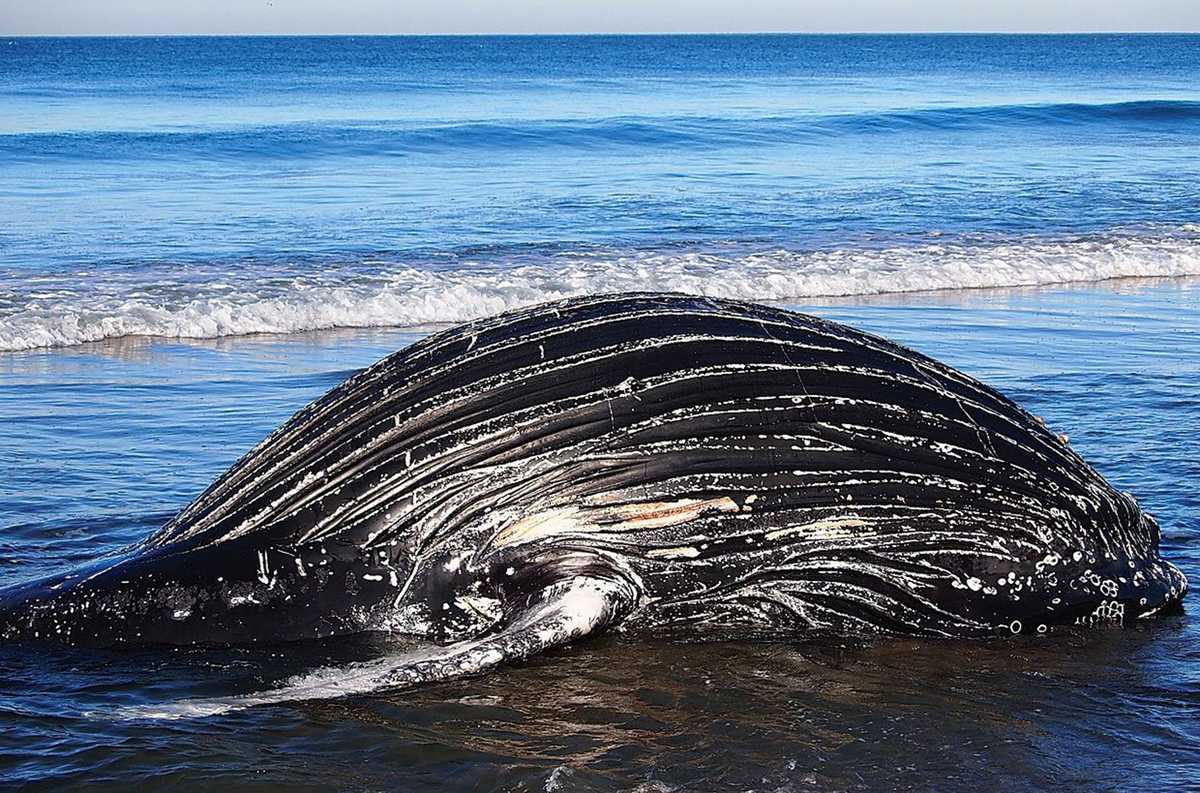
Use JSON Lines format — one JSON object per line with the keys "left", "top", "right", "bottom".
{"left": 0, "top": 293, "right": 1187, "bottom": 711}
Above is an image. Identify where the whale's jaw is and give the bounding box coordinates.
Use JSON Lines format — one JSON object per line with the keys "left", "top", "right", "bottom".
{"left": 0, "top": 537, "right": 398, "bottom": 647}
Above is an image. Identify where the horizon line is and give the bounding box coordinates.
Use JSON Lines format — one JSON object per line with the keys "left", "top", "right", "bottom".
{"left": 4, "top": 30, "right": 1200, "bottom": 38}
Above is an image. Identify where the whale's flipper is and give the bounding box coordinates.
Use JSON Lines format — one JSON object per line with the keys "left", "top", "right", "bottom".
{"left": 114, "top": 575, "right": 634, "bottom": 720}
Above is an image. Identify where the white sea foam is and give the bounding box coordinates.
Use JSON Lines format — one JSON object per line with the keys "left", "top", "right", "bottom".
{"left": 4, "top": 232, "right": 1200, "bottom": 352}
{"left": 110, "top": 655, "right": 401, "bottom": 720}
{"left": 111, "top": 634, "right": 497, "bottom": 720}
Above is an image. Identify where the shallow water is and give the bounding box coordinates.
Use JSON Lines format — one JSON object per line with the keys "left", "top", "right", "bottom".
{"left": 1, "top": 279, "right": 1196, "bottom": 790}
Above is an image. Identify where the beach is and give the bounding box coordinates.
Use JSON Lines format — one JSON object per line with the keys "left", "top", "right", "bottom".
{"left": 2, "top": 34, "right": 1199, "bottom": 789}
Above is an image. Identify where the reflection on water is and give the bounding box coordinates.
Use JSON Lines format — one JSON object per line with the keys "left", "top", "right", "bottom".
{"left": 2, "top": 629, "right": 1186, "bottom": 790}
{"left": 0, "top": 280, "right": 1196, "bottom": 790}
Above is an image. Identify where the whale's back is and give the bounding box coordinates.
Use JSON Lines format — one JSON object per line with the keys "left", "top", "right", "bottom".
{"left": 147, "top": 293, "right": 1185, "bottom": 639}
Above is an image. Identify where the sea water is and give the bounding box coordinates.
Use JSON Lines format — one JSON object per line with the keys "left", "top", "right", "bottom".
{"left": 2, "top": 35, "right": 1200, "bottom": 349}
{"left": 0, "top": 35, "right": 1198, "bottom": 790}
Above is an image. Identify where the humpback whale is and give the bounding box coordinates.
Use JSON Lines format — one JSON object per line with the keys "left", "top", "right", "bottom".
{"left": 0, "top": 293, "right": 1187, "bottom": 709}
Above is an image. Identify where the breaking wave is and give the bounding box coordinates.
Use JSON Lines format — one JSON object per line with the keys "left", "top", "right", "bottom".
{"left": 3, "top": 231, "right": 1200, "bottom": 352}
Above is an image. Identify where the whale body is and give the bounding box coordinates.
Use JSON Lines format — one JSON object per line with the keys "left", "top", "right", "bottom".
{"left": 0, "top": 294, "right": 1187, "bottom": 709}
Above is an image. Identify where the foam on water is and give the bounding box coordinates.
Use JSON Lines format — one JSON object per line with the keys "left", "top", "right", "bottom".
{"left": 111, "top": 655, "right": 401, "bottom": 720}
{"left": 3, "top": 230, "right": 1199, "bottom": 352}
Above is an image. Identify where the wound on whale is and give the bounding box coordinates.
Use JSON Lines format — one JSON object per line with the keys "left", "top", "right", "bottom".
{"left": 0, "top": 294, "right": 1187, "bottom": 708}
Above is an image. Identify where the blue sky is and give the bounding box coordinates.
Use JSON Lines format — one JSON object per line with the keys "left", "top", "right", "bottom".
{"left": 2, "top": 0, "right": 1197, "bottom": 35}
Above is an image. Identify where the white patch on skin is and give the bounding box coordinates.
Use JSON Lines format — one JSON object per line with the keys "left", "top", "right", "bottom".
{"left": 454, "top": 594, "right": 503, "bottom": 623}
{"left": 256, "top": 550, "right": 275, "bottom": 587}
{"left": 764, "top": 517, "right": 868, "bottom": 542}
{"left": 492, "top": 497, "right": 739, "bottom": 548}
{"left": 646, "top": 546, "right": 701, "bottom": 560}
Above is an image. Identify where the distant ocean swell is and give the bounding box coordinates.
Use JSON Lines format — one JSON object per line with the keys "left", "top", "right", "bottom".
{"left": 4, "top": 231, "right": 1199, "bottom": 351}
{"left": 5, "top": 100, "right": 1199, "bottom": 161}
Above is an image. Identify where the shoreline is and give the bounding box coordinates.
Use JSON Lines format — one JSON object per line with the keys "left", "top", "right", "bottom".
{"left": 5, "top": 272, "right": 1198, "bottom": 359}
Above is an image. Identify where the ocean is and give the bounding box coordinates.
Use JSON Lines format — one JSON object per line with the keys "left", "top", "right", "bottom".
{"left": 0, "top": 34, "right": 1198, "bottom": 790}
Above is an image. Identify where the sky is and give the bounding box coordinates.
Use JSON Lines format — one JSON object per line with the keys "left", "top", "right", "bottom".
{"left": 1, "top": 0, "right": 1197, "bottom": 35}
